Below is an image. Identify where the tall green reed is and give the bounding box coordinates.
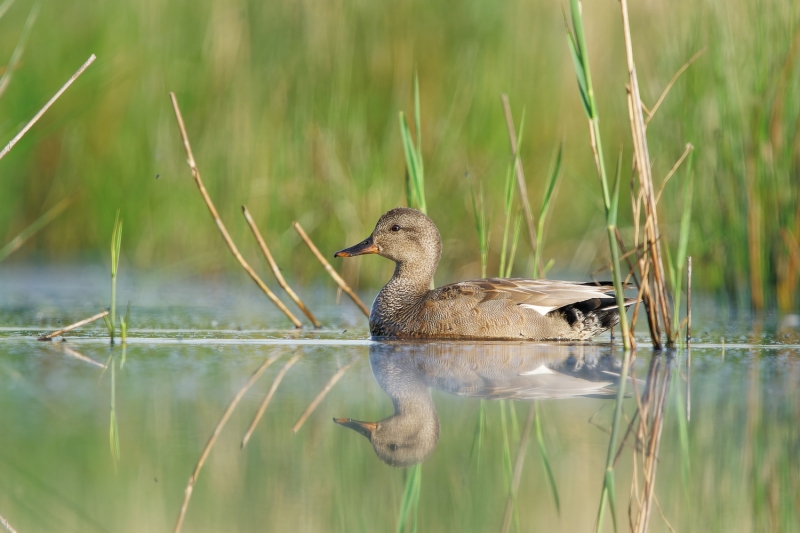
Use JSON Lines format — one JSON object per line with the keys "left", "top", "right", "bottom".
{"left": 563, "top": 1, "right": 637, "bottom": 529}
{"left": 563, "top": 0, "right": 630, "bottom": 349}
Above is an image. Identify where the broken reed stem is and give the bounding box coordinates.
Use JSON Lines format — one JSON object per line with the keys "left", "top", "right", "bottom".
{"left": 242, "top": 206, "right": 321, "bottom": 327}
{"left": 241, "top": 352, "right": 302, "bottom": 448}
{"left": 173, "top": 354, "right": 280, "bottom": 533}
{"left": 0, "top": 54, "right": 96, "bottom": 162}
{"left": 501, "top": 403, "right": 536, "bottom": 533}
{"left": 168, "top": 93, "right": 302, "bottom": 328}
{"left": 291, "top": 356, "right": 358, "bottom": 433}
{"left": 292, "top": 221, "right": 370, "bottom": 317}
{"left": 0, "top": 513, "right": 19, "bottom": 533}
{"left": 38, "top": 310, "right": 109, "bottom": 340}
{"left": 501, "top": 94, "right": 540, "bottom": 272}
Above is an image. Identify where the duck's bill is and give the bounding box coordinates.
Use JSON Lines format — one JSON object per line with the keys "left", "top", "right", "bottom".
{"left": 333, "top": 237, "right": 378, "bottom": 258}
{"left": 333, "top": 417, "right": 377, "bottom": 438}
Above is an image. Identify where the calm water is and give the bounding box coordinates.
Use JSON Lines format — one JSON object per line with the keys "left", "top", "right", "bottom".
{"left": 1, "top": 266, "right": 798, "bottom": 532}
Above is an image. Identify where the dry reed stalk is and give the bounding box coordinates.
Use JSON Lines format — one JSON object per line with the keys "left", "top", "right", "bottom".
{"left": 0, "top": 54, "right": 95, "bottom": 162}
{"left": 0, "top": 512, "right": 18, "bottom": 533}
{"left": 168, "top": 93, "right": 302, "bottom": 328}
{"left": 241, "top": 352, "right": 302, "bottom": 448}
{"left": 501, "top": 404, "right": 536, "bottom": 533}
{"left": 500, "top": 95, "right": 539, "bottom": 270}
{"left": 242, "top": 206, "right": 321, "bottom": 327}
{"left": 172, "top": 353, "right": 280, "bottom": 533}
{"left": 291, "top": 356, "right": 358, "bottom": 433}
{"left": 292, "top": 221, "right": 369, "bottom": 317}
{"left": 61, "top": 346, "right": 105, "bottom": 369}
{"left": 37, "top": 310, "right": 109, "bottom": 340}
{"left": 619, "top": 0, "right": 674, "bottom": 346}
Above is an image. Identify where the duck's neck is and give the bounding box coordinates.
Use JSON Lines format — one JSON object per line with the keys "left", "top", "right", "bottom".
{"left": 373, "top": 259, "right": 436, "bottom": 318}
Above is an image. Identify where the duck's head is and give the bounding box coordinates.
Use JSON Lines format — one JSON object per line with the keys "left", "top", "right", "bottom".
{"left": 334, "top": 207, "right": 441, "bottom": 267}
{"left": 333, "top": 413, "right": 439, "bottom": 468}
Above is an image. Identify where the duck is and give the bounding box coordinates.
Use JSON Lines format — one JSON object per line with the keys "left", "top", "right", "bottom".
{"left": 334, "top": 207, "right": 632, "bottom": 340}
{"left": 334, "top": 342, "right": 622, "bottom": 467}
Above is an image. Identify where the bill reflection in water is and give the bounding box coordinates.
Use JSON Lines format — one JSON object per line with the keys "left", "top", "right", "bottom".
{"left": 334, "top": 342, "right": 623, "bottom": 467}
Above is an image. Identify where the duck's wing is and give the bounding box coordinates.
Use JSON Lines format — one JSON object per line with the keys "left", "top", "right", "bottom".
{"left": 446, "top": 278, "right": 628, "bottom": 316}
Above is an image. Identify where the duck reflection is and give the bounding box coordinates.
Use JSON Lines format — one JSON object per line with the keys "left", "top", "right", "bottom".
{"left": 334, "top": 342, "right": 622, "bottom": 467}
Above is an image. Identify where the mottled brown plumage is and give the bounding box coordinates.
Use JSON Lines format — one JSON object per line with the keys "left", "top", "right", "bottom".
{"left": 334, "top": 207, "right": 631, "bottom": 340}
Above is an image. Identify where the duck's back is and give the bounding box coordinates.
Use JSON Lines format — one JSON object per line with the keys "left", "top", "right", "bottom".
{"left": 370, "top": 278, "right": 625, "bottom": 341}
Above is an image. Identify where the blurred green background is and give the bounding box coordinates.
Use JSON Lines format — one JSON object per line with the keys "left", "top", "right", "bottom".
{"left": 0, "top": 0, "right": 799, "bottom": 309}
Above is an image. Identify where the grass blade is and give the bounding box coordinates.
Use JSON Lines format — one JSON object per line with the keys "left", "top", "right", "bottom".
{"left": 0, "top": 197, "right": 71, "bottom": 264}
{"left": 533, "top": 143, "right": 563, "bottom": 277}
{"left": 534, "top": 401, "right": 561, "bottom": 514}
{"left": 396, "top": 463, "right": 422, "bottom": 533}
{"left": 0, "top": 3, "right": 39, "bottom": 99}
{"left": 468, "top": 176, "right": 488, "bottom": 278}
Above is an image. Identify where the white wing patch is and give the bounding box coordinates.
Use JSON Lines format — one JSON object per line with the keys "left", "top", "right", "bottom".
{"left": 518, "top": 365, "right": 556, "bottom": 375}
{"left": 519, "top": 303, "right": 555, "bottom": 316}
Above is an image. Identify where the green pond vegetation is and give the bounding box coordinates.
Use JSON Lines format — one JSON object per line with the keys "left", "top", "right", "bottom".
{"left": 0, "top": 0, "right": 799, "bottom": 532}
{"left": 0, "top": 0, "right": 798, "bottom": 311}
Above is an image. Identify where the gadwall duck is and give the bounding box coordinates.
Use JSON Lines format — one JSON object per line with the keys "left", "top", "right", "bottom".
{"left": 334, "top": 207, "right": 632, "bottom": 341}
{"left": 334, "top": 342, "right": 622, "bottom": 467}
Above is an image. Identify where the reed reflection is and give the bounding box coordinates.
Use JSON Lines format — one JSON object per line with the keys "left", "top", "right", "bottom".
{"left": 334, "top": 342, "right": 622, "bottom": 467}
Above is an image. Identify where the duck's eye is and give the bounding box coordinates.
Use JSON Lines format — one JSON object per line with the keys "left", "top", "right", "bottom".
{"left": 391, "top": 224, "right": 401, "bottom": 232}
{"left": 389, "top": 443, "right": 399, "bottom": 451}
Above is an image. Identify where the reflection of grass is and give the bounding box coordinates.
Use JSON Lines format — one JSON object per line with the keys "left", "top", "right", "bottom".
{"left": 397, "top": 463, "right": 422, "bottom": 533}
{"left": 109, "top": 357, "right": 120, "bottom": 465}
{"left": 534, "top": 402, "right": 560, "bottom": 514}
{"left": 2, "top": 342, "right": 799, "bottom": 531}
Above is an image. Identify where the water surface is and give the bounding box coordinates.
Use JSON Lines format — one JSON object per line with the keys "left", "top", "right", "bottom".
{"left": 1, "top": 266, "right": 798, "bottom": 532}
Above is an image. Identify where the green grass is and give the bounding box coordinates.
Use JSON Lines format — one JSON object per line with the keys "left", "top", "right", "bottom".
{"left": 102, "top": 210, "right": 123, "bottom": 344}
{"left": 0, "top": 0, "right": 797, "bottom": 308}
{"left": 563, "top": 0, "right": 630, "bottom": 349}
{"left": 396, "top": 463, "right": 422, "bottom": 533}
